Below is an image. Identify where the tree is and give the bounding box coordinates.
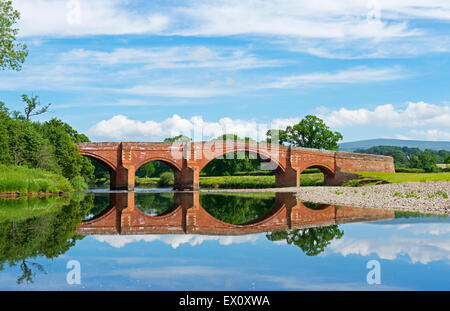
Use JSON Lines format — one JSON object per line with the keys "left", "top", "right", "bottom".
{"left": 266, "top": 226, "right": 344, "bottom": 256}
{"left": 201, "top": 134, "right": 260, "bottom": 176}
{"left": 266, "top": 129, "right": 287, "bottom": 145}
{"left": 164, "top": 135, "right": 191, "bottom": 143}
{"left": 0, "top": 102, "right": 12, "bottom": 164}
{"left": 267, "top": 115, "right": 343, "bottom": 150}
{"left": 0, "top": 0, "right": 28, "bottom": 71}
{"left": 408, "top": 151, "right": 437, "bottom": 172}
{"left": 21, "top": 94, "right": 51, "bottom": 120}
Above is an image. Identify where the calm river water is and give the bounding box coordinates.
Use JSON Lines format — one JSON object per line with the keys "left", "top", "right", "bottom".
{"left": 0, "top": 189, "right": 449, "bottom": 290}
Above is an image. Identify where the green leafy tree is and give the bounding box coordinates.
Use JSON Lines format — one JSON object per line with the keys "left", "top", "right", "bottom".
{"left": 418, "top": 151, "right": 438, "bottom": 172}
{"left": 21, "top": 94, "right": 51, "bottom": 120}
{"left": 164, "top": 135, "right": 191, "bottom": 143}
{"left": 0, "top": 0, "right": 28, "bottom": 71}
{"left": 202, "top": 134, "right": 260, "bottom": 176}
{"left": 200, "top": 193, "right": 275, "bottom": 225}
{"left": 0, "top": 194, "right": 93, "bottom": 284}
{"left": 266, "top": 129, "right": 287, "bottom": 145}
{"left": 267, "top": 116, "right": 343, "bottom": 150}
{"left": 0, "top": 102, "right": 12, "bottom": 164}
{"left": 266, "top": 226, "right": 344, "bottom": 256}
{"left": 408, "top": 151, "right": 437, "bottom": 172}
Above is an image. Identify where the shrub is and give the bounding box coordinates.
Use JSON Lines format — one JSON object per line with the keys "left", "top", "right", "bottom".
{"left": 157, "top": 172, "right": 174, "bottom": 187}
{"left": 70, "top": 176, "right": 88, "bottom": 191}
{"left": 395, "top": 167, "right": 425, "bottom": 173}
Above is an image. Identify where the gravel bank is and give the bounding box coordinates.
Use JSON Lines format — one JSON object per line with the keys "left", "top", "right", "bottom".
{"left": 296, "top": 181, "right": 450, "bottom": 215}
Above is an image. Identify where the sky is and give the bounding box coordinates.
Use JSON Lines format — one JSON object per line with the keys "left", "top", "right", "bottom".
{"left": 1, "top": 220, "right": 449, "bottom": 290}
{"left": 0, "top": 0, "right": 450, "bottom": 142}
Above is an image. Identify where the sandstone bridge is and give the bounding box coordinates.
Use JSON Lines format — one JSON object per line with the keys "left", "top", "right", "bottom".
{"left": 77, "top": 192, "right": 395, "bottom": 235}
{"left": 77, "top": 141, "right": 394, "bottom": 191}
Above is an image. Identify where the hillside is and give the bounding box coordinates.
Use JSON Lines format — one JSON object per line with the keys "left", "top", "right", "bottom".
{"left": 339, "top": 139, "right": 450, "bottom": 152}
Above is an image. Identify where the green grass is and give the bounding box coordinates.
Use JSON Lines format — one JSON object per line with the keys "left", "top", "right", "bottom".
{"left": 0, "top": 196, "right": 68, "bottom": 222}
{"left": 0, "top": 164, "right": 73, "bottom": 194}
{"left": 352, "top": 171, "right": 450, "bottom": 183}
{"left": 136, "top": 173, "right": 324, "bottom": 189}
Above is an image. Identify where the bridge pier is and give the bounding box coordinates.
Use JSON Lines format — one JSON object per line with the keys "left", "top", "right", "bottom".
{"left": 110, "top": 165, "right": 135, "bottom": 191}
{"left": 173, "top": 165, "right": 200, "bottom": 191}
{"left": 275, "top": 166, "right": 300, "bottom": 187}
{"left": 77, "top": 142, "right": 395, "bottom": 192}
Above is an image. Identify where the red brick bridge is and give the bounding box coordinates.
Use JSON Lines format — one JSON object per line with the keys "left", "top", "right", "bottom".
{"left": 77, "top": 192, "right": 395, "bottom": 235}
{"left": 77, "top": 141, "right": 394, "bottom": 191}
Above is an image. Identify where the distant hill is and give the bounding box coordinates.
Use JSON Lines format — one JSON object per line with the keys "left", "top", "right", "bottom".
{"left": 339, "top": 139, "right": 450, "bottom": 152}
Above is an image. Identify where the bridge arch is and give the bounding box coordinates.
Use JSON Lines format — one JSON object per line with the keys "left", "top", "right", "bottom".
{"left": 134, "top": 156, "right": 182, "bottom": 173}
{"left": 299, "top": 163, "right": 335, "bottom": 186}
{"left": 199, "top": 145, "right": 285, "bottom": 173}
{"left": 79, "top": 151, "right": 117, "bottom": 171}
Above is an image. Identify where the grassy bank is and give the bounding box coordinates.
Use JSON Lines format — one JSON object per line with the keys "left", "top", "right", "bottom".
{"left": 0, "top": 164, "right": 73, "bottom": 195}
{"left": 352, "top": 171, "right": 450, "bottom": 184}
{"left": 135, "top": 171, "right": 450, "bottom": 189}
{"left": 135, "top": 173, "right": 325, "bottom": 189}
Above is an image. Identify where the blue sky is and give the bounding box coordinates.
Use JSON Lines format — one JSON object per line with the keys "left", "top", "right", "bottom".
{"left": 1, "top": 220, "right": 449, "bottom": 290}
{"left": 0, "top": 0, "right": 449, "bottom": 142}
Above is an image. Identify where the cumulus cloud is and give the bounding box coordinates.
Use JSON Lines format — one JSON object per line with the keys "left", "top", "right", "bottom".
{"left": 318, "top": 101, "right": 450, "bottom": 128}
{"left": 329, "top": 235, "right": 450, "bottom": 264}
{"left": 87, "top": 101, "right": 450, "bottom": 141}
{"left": 93, "top": 234, "right": 260, "bottom": 249}
{"left": 401, "top": 129, "right": 450, "bottom": 141}
{"left": 87, "top": 114, "right": 279, "bottom": 141}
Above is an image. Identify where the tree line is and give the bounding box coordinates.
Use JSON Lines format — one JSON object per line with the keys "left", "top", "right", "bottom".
{"left": 354, "top": 145, "right": 450, "bottom": 172}
{"left": 0, "top": 99, "right": 94, "bottom": 189}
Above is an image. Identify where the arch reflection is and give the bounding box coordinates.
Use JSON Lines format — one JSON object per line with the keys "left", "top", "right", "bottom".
{"left": 77, "top": 192, "right": 395, "bottom": 236}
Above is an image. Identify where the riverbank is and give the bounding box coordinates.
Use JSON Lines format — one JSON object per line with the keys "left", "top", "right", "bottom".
{"left": 0, "top": 164, "right": 73, "bottom": 196}
{"left": 135, "top": 171, "right": 450, "bottom": 189}
{"left": 295, "top": 181, "right": 449, "bottom": 215}
{"left": 136, "top": 173, "right": 326, "bottom": 188}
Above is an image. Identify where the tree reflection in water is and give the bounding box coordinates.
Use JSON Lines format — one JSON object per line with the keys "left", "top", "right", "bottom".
{"left": 135, "top": 192, "right": 175, "bottom": 216}
{"left": 266, "top": 226, "right": 344, "bottom": 256}
{"left": 1, "top": 191, "right": 353, "bottom": 284}
{"left": 200, "top": 193, "right": 275, "bottom": 225}
{"left": 0, "top": 193, "right": 94, "bottom": 284}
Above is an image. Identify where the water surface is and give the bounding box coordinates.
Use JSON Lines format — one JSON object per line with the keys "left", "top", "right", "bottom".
{"left": 0, "top": 190, "right": 448, "bottom": 290}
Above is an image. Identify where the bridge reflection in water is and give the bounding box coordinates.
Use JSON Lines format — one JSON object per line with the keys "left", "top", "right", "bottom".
{"left": 77, "top": 192, "right": 395, "bottom": 236}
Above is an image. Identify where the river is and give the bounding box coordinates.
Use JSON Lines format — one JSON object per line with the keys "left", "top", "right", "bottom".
{"left": 0, "top": 189, "right": 449, "bottom": 290}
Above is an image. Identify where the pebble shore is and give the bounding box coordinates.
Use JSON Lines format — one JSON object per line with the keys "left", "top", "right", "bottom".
{"left": 296, "top": 181, "right": 450, "bottom": 215}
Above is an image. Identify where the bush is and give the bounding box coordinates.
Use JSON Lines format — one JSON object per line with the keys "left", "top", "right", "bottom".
{"left": 157, "top": 172, "right": 174, "bottom": 187}
{"left": 395, "top": 167, "right": 425, "bottom": 173}
{"left": 70, "top": 176, "right": 88, "bottom": 191}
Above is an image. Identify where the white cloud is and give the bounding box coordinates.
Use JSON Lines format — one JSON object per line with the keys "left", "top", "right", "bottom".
{"left": 15, "top": 0, "right": 169, "bottom": 37}
{"left": 60, "top": 47, "right": 281, "bottom": 70}
{"left": 402, "top": 129, "right": 450, "bottom": 141}
{"left": 263, "top": 66, "right": 406, "bottom": 88}
{"left": 330, "top": 235, "right": 450, "bottom": 264}
{"left": 93, "top": 234, "right": 260, "bottom": 249}
{"left": 318, "top": 101, "right": 450, "bottom": 128}
{"left": 13, "top": 1, "right": 450, "bottom": 58}
{"left": 87, "top": 114, "right": 277, "bottom": 141}
{"left": 87, "top": 101, "right": 450, "bottom": 141}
